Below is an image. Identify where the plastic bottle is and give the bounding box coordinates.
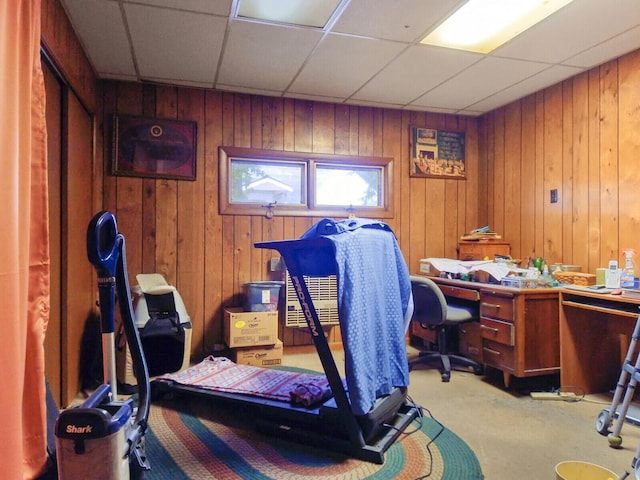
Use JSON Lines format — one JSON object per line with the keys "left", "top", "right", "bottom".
{"left": 541, "top": 264, "right": 551, "bottom": 286}
{"left": 620, "top": 249, "right": 636, "bottom": 288}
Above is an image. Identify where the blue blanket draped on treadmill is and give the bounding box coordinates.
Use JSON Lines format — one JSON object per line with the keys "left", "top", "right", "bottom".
{"left": 300, "top": 218, "right": 412, "bottom": 416}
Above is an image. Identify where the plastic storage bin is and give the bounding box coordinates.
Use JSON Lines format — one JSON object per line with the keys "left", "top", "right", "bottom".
{"left": 243, "top": 281, "right": 283, "bottom": 312}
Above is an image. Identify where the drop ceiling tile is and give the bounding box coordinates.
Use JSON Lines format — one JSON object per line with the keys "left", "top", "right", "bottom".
{"left": 494, "top": 0, "right": 640, "bottom": 64}
{"left": 332, "top": 0, "right": 462, "bottom": 43}
{"left": 125, "top": 4, "right": 225, "bottom": 84}
{"left": 123, "top": 0, "right": 232, "bottom": 15}
{"left": 288, "top": 34, "right": 405, "bottom": 98}
{"left": 60, "top": 0, "right": 136, "bottom": 77}
{"left": 467, "top": 64, "right": 584, "bottom": 113}
{"left": 217, "top": 20, "right": 323, "bottom": 91}
{"left": 352, "top": 44, "right": 482, "bottom": 105}
{"left": 412, "top": 57, "right": 549, "bottom": 110}
{"left": 564, "top": 27, "right": 640, "bottom": 69}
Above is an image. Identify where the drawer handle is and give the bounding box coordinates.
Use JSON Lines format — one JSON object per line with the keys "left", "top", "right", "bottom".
{"left": 483, "top": 347, "right": 501, "bottom": 356}
{"left": 481, "top": 302, "right": 501, "bottom": 309}
{"left": 480, "top": 325, "right": 499, "bottom": 333}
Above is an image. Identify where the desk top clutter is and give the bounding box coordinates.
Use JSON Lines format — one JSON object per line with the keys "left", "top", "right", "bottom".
{"left": 420, "top": 257, "right": 597, "bottom": 289}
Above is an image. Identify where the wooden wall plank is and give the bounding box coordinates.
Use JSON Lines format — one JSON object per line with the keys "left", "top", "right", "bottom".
{"left": 586, "top": 68, "right": 601, "bottom": 271}
{"left": 618, "top": 50, "right": 640, "bottom": 255}
{"left": 114, "top": 82, "right": 144, "bottom": 285}
{"left": 464, "top": 118, "right": 479, "bottom": 234}
{"left": 599, "top": 60, "right": 619, "bottom": 265}
{"left": 485, "top": 111, "right": 496, "bottom": 231}
{"left": 313, "top": 102, "right": 335, "bottom": 154}
{"left": 503, "top": 102, "right": 522, "bottom": 256}
{"left": 203, "top": 90, "right": 224, "bottom": 355}
{"left": 492, "top": 108, "right": 506, "bottom": 242}
{"left": 154, "top": 86, "right": 179, "bottom": 286}
{"left": 571, "top": 73, "right": 590, "bottom": 268}
{"left": 561, "top": 80, "right": 574, "bottom": 267}
{"left": 141, "top": 85, "right": 158, "bottom": 276}
{"left": 175, "top": 88, "right": 205, "bottom": 358}
{"left": 519, "top": 95, "right": 536, "bottom": 262}
{"left": 542, "top": 82, "right": 563, "bottom": 265}
{"left": 534, "top": 91, "right": 545, "bottom": 259}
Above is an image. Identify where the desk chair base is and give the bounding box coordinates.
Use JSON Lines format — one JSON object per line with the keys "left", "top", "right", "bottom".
{"left": 409, "top": 351, "right": 483, "bottom": 382}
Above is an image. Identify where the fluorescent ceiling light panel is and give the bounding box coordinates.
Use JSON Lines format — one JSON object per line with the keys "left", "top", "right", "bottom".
{"left": 237, "top": 0, "right": 341, "bottom": 28}
{"left": 421, "top": 0, "right": 575, "bottom": 54}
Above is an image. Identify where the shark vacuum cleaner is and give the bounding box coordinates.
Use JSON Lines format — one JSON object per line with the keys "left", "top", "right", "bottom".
{"left": 54, "top": 211, "right": 151, "bottom": 479}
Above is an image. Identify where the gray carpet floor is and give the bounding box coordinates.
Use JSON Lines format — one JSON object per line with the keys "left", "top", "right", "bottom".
{"left": 283, "top": 346, "right": 638, "bottom": 479}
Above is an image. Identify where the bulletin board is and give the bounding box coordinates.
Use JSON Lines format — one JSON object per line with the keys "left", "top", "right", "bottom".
{"left": 410, "top": 126, "right": 466, "bottom": 179}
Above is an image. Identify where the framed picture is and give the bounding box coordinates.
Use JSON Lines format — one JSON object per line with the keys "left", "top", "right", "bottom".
{"left": 410, "top": 126, "right": 466, "bottom": 179}
{"left": 112, "top": 115, "right": 197, "bottom": 180}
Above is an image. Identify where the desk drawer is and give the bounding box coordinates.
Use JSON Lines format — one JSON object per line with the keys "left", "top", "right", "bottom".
{"left": 439, "top": 284, "right": 480, "bottom": 302}
{"left": 459, "top": 321, "right": 483, "bottom": 363}
{"left": 480, "top": 293, "right": 514, "bottom": 322}
{"left": 482, "top": 340, "right": 515, "bottom": 371}
{"left": 480, "top": 318, "right": 514, "bottom": 346}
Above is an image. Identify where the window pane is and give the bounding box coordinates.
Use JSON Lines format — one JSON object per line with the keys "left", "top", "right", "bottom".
{"left": 315, "top": 165, "right": 382, "bottom": 207}
{"left": 229, "top": 159, "right": 306, "bottom": 205}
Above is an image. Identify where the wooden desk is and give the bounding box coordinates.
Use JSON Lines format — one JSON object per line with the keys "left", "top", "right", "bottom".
{"left": 560, "top": 288, "right": 640, "bottom": 394}
{"left": 426, "top": 277, "right": 560, "bottom": 387}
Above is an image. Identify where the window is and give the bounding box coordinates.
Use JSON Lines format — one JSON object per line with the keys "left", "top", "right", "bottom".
{"left": 219, "top": 146, "right": 393, "bottom": 218}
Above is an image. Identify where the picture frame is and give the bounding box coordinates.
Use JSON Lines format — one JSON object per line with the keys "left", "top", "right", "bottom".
{"left": 410, "top": 126, "right": 466, "bottom": 179}
{"left": 112, "top": 115, "right": 197, "bottom": 180}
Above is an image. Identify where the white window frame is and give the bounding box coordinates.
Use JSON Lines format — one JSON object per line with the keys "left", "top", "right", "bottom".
{"left": 219, "top": 146, "right": 393, "bottom": 218}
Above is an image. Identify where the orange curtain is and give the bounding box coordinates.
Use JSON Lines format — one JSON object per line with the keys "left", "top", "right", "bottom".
{"left": 0, "top": 1, "right": 50, "bottom": 478}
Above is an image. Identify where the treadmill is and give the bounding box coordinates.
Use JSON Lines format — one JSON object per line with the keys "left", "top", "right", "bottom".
{"left": 153, "top": 233, "right": 419, "bottom": 464}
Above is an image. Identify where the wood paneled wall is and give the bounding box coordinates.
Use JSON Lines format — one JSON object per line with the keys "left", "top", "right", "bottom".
{"left": 42, "top": 0, "right": 103, "bottom": 405}
{"left": 99, "top": 82, "right": 481, "bottom": 357}
{"left": 42, "top": 0, "right": 640, "bottom": 376}
{"left": 479, "top": 48, "right": 640, "bottom": 274}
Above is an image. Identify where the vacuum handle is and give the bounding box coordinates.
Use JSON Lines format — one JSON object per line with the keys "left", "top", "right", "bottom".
{"left": 87, "top": 211, "right": 119, "bottom": 279}
{"left": 87, "top": 211, "right": 120, "bottom": 334}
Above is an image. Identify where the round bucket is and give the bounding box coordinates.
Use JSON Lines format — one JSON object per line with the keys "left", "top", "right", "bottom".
{"left": 555, "top": 461, "right": 617, "bottom": 480}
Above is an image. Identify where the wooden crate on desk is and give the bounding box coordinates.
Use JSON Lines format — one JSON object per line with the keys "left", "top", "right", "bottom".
{"left": 572, "top": 272, "right": 596, "bottom": 286}
{"left": 554, "top": 271, "right": 574, "bottom": 284}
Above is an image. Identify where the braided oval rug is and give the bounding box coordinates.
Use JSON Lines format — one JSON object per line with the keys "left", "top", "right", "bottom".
{"left": 144, "top": 396, "right": 483, "bottom": 480}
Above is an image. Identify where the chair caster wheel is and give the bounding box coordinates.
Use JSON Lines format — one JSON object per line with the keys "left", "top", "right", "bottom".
{"left": 473, "top": 366, "right": 483, "bottom": 375}
{"left": 441, "top": 372, "right": 451, "bottom": 382}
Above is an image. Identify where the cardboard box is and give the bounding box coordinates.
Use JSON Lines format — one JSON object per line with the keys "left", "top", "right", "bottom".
{"left": 224, "top": 307, "right": 279, "bottom": 348}
{"left": 231, "top": 339, "right": 283, "bottom": 367}
{"left": 419, "top": 258, "right": 440, "bottom": 276}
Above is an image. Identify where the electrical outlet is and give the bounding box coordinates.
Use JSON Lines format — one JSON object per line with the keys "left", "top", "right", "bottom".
{"left": 269, "top": 257, "right": 282, "bottom": 271}
{"left": 550, "top": 189, "right": 558, "bottom": 203}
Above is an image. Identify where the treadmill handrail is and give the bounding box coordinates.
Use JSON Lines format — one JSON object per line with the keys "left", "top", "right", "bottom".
{"left": 256, "top": 238, "right": 365, "bottom": 449}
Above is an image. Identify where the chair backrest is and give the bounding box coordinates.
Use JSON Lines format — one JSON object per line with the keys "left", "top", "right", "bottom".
{"left": 410, "top": 275, "right": 447, "bottom": 327}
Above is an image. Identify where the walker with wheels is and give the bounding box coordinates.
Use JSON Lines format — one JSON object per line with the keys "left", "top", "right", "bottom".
{"left": 596, "top": 310, "right": 640, "bottom": 449}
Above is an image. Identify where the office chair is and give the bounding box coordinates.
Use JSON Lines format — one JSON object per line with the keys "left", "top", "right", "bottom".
{"left": 408, "top": 275, "right": 483, "bottom": 382}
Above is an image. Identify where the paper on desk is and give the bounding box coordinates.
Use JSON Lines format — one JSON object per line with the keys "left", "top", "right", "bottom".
{"left": 425, "top": 258, "right": 469, "bottom": 274}
{"left": 469, "top": 262, "right": 512, "bottom": 281}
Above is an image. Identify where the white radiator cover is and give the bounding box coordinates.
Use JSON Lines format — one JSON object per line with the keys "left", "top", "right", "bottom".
{"left": 284, "top": 272, "right": 339, "bottom": 327}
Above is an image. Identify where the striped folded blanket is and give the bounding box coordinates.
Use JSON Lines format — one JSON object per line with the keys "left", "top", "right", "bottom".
{"left": 158, "top": 356, "right": 335, "bottom": 407}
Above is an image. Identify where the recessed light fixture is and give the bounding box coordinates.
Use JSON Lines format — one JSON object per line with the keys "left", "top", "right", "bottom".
{"left": 237, "top": 0, "right": 342, "bottom": 28}
{"left": 421, "top": 0, "right": 575, "bottom": 54}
